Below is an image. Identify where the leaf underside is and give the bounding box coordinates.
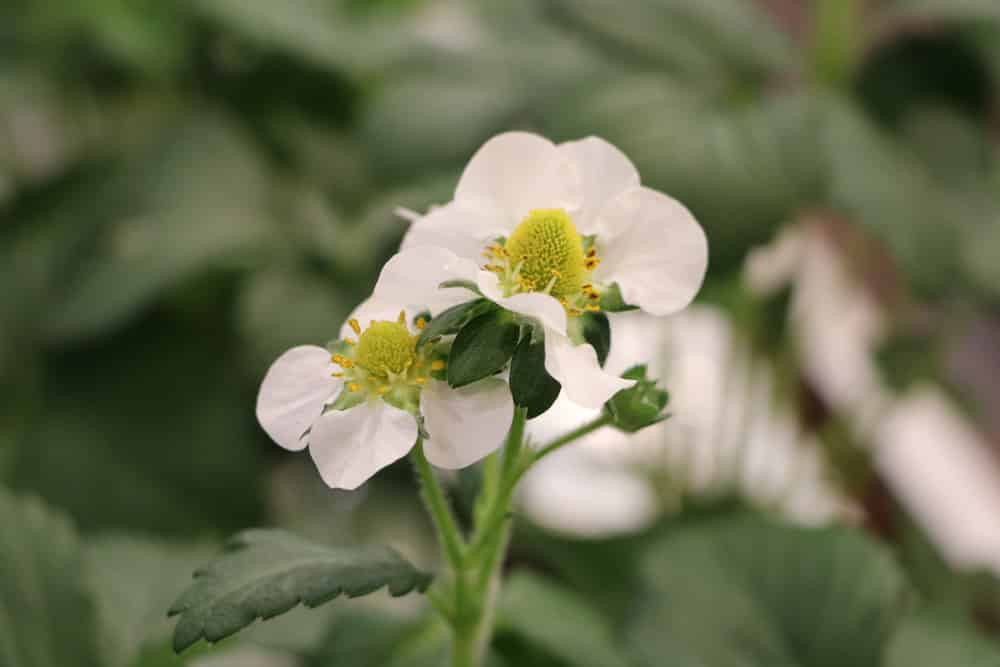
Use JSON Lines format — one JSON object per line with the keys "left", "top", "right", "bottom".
{"left": 167, "top": 529, "right": 432, "bottom": 653}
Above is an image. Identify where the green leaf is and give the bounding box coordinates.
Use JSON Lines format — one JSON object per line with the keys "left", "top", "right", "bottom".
{"left": 885, "top": 610, "right": 1000, "bottom": 667}
{"left": 447, "top": 310, "right": 519, "bottom": 388}
{"left": 168, "top": 530, "right": 432, "bottom": 652}
{"left": 509, "top": 336, "right": 561, "bottom": 419}
{"left": 85, "top": 537, "right": 214, "bottom": 667}
{"left": 416, "top": 299, "right": 494, "bottom": 350}
{"left": 628, "top": 513, "right": 908, "bottom": 667}
{"left": 578, "top": 311, "right": 611, "bottom": 366}
{"left": 43, "top": 117, "right": 275, "bottom": 342}
{"left": 496, "top": 573, "right": 630, "bottom": 667}
{"left": 546, "top": 0, "right": 795, "bottom": 88}
{"left": 0, "top": 487, "right": 103, "bottom": 667}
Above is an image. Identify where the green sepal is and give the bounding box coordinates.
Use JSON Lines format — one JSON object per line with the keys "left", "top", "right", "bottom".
{"left": 579, "top": 311, "right": 611, "bottom": 366}
{"left": 599, "top": 283, "right": 638, "bottom": 313}
{"left": 328, "top": 384, "right": 366, "bottom": 411}
{"left": 168, "top": 530, "right": 432, "bottom": 653}
{"left": 447, "top": 309, "right": 519, "bottom": 388}
{"left": 604, "top": 365, "right": 669, "bottom": 433}
{"left": 326, "top": 338, "right": 354, "bottom": 355}
{"left": 382, "top": 386, "right": 421, "bottom": 415}
{"left": 510, "top": 334, "right": 561, "bottom": 419}
{"left": 416, "top": 298, "right": 495, "bottom": 349}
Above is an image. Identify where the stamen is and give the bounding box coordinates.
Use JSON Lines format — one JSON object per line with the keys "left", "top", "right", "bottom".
{"left": 332, "top": 354, "right": 354, "bottom": 368}
{"left": 397, "top": 310, "right": 406, "bottom": 325}
{"left": 344, "top": 338, "right": 356, "bottom": 345}
{"left": 414, "top": 377, "right": 427, "bottom": 385}
{"left": 348, "top": 383, "right": 361, "bottom": 393}
{"left": 431, "top": 360, "right": 445, "bottom": 371}
{"left": 416, "top": 317, "right": 427, "bottom": 330}
{"left": 349, "top": 319, "right": 362, "bottom": 335}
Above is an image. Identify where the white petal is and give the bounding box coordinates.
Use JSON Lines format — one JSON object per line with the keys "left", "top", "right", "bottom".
{"left": 372, "top": 246, "right": 481, "bottom": 317}
{"left": 476, "top": 271, "right": 568, "bottom": 336}
{"left": 421, "top": 378, "right": 514, "bottom": 469}
{"left": 400, "top": 201, "right": 506, "bottom": 260}
{"left": 597, "top": 187, "right": 708, "bottom": 316}
{"left": 308, "top": 401, "right": 418, "bottom": 490}
{"left": 455, "top": 132, "right": 579, "bottom": 226}
{"left": 557, "top": 136, "right": 640, "bottom": 237}
{"left": 544, "top": 332, "right": 635, "bottom": 410}
{"left": 256, "top": 346, "right": 340, "bottom": 451}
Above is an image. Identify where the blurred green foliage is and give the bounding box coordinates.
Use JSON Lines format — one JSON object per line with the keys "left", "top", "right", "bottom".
{"left": 3, "top": 0, "right": 1000, "bottom": 665}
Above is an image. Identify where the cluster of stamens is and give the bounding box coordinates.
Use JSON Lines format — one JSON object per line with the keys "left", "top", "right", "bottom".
{"left": 482, "top": 208, "right": 603, "bottom": 317}
{"left": 331, "top": 312, "right": 445, "bottom": 407}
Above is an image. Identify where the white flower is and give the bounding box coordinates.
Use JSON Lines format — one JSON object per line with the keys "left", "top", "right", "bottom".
{"left": 373, "top": 132, "right": 708, "bottom": 410}
{"left": 256, "top": 299, "right": 514, "bottom": 490}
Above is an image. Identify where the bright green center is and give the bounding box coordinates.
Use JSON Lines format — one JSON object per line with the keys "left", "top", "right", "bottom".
{"left": 506, "top": 208, "right": 585, "bottom": 298}
{"left": 355, "top": 321, "right": 416, "bottom": 377}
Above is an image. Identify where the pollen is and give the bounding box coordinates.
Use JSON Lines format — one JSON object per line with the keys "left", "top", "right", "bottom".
{"left": 355, "top": 320, "right": 417, "bottom": 377}
{"left": 349, "top": 319, "right": 362, "bottom": 335}
{"left": 506, "top": 209, "right": 586, "bottom": 298}
{"left": 430, "top": 360, "right": 445, "bottom": 371}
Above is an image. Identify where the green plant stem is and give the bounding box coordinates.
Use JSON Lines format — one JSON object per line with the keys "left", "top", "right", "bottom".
{"left": 412, "top": 439, "right": 466, "bottom": 571}
{"left": 440, "top": 408, "right": 613, "bottom": 667}
{"left": 532, "top": 413, "right": 613, "bottom": 463}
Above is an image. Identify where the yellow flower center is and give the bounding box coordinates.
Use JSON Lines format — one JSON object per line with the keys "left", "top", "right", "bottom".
{"left": 505, "top": 209, "right": 586, "bottom": 298}
{"left": 482, "top": 208, "right": 603, "bottom": 316}
{"left": 355, "top": 321, "right": 416, "bottom": 377}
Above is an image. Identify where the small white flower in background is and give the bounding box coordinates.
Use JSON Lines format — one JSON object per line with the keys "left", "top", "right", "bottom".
{"left": 519, "top": 307, "right": 851, "bottom": 537}
{"left": 375, "top": 131, "right": 709, "bottom": 410}
{"left": 256, "top": 299, "right": 513, "bottom": 490}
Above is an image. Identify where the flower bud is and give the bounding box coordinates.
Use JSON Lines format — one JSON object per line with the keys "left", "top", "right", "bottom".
{"left": 604, "top": 365, "right": 669, "bottom": 433}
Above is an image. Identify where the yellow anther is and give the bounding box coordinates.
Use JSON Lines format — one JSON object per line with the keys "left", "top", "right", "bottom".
{"left": 584, "top": 304, "right": 601, "bottom": 312}
{"left": 550, "top": 269, "right": 562, "bottom": 277}
{"left": 332, "top": 354, "right": 354, "bottom": 368}
{"left": 430, "top": 360, "right": 445, "bottom": 371}
{"left": 344, "top": 338, "right": 356, "bottom": 345}
{"left": 376, "top": 385, "right": 390, "bottom": 395}
{"left": 397, "top": 310, "right": 406, "bottom": 325}
{"left": 414, "top": 377, "right": 427, "bottom": 385}
{"left": 349, "top": 319, "right": 362, "bottom": 335}
{"left": 484, "top": 264, "right": 504, "bottom": 273}
{"left": 332, "top": 372, "right": 344, "bottom": 378}
{"left": 584, "top": 257, "right": 601, "bottom": 270}
{"left": 348, "top": 382, "right": 361, "bottom": 393}
{"left": 416, "top": 318, "right": 427, "bottom": 330}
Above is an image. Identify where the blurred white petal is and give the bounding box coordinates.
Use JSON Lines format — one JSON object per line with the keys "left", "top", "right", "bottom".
{"left": 597, "top": 188, "right": 708, "bottom": 316}
{"left": 455, "top": 131, "right": 579, "bottom": 225}
{"left": 543, "top": 332, "right": 634, "bottom": 410}
{"left": 557, "top": 136, "right": 639, "bottom": 237}
{"left": 422, "top": 378, "right": 513, "bottom": 468}
{"left": 373, "top": 246, "right": 480, "bottom": 317}
{"left": 477, "top": 271, "right": 567, "bottom": 336}
{"left": 308, "top": 401, "right": 417, "bottom": 490}
{"left": 256, "top": 345, "right": 340, "bottom": 452}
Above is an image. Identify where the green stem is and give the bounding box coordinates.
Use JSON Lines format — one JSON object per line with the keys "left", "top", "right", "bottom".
{"left": 443, "top": 408, "right": 611, "bottom": 667}
{"left": 412, "top": 439, "right": 466, "bottom": 570}
{"left": 532, "top": 413, "right": 613, "bottom": 463}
